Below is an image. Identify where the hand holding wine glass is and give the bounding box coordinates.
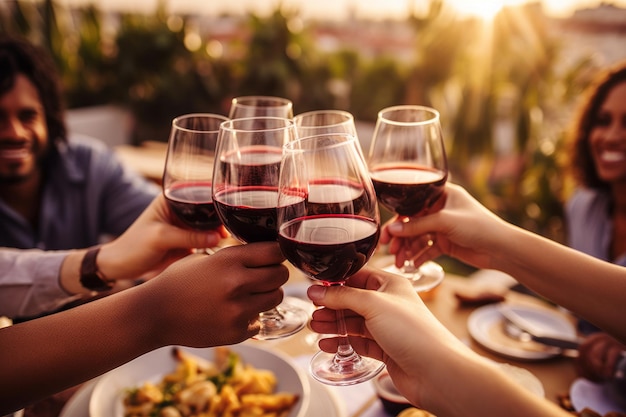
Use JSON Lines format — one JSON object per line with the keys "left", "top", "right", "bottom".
{"left": 367, "top": 105, "right": 448, "bottom": 292}
{"left": 212, "top": 116, "right": 308, "bottom": 340}
{"left": 162, "top": 113, "right": 229, "bottom": 252}
{"left": 278, "top": 133, "right": 384, "bottom": 385}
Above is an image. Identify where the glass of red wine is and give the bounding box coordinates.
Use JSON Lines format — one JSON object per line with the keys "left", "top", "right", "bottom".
{"left": 293, "top": 109, "right": 364, "bottom": 347}
{"left": 162, "top": 113, "right": 228, "bottom": 253}
{"left": 212, "top": 116, "right": 308, "bottom": 340}
{"left": 228, "top": 95, "right": 294, "bottom": 119}
{"left": 277, "top": 133, "right": 384, "bottom": 385}
{"left": 367, "top": 105, "right": 448, "bottom": 292}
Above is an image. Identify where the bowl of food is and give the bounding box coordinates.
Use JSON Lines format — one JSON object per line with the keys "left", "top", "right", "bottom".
{"left": 89, "top": 342, "right": 310, "bottom": 417}
{"left": 373, "top": 371, "right": 413, "bottom": 415}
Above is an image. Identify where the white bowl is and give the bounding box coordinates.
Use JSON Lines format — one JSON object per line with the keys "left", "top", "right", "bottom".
{"left": 89, "top": 342, "right": 310, "bottom": 417}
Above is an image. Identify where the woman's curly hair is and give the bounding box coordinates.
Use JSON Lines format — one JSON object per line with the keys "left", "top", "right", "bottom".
{"left": 0, "top": 35, "right": 67, "bottom": 144}
{"left": 568, "top": 61, "right": 626, "bottom": 191}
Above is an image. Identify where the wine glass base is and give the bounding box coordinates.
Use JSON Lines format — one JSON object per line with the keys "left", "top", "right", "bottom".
{"left": 383, "top": 260, "right": 444, "bottom": 293}
{"left": 310, "top": 350, "right": 386, "bottom": 386}
{"left": 252, "top": 302, "right": 308, "bottom": 341}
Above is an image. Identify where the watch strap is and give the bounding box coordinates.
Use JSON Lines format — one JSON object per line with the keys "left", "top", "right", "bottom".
{"left": 80, "top": 246, "right": 114, "bottom": 292}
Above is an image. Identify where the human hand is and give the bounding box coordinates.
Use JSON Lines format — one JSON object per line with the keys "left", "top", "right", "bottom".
{"left": 143, "top": 242, "right": 288, "bottom": 347}
{"left": 307, "top": 266, "right": 473, "bottom": 409}
{"left": 99, "top": 194, "right": 228, "bottom": 281}
{"left": 379, "top": 183, "right": 511, "bottom": 271}
{"left": 577, "top": 332, "right": 626, "bottom": 382}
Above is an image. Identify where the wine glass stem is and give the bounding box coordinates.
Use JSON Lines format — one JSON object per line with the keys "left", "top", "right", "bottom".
{"left": 335, "top": 308, "right": 351, "bottom": 353}
{"left": 331, "top": 306, "right": 363, "bottom": 372}
{"left": 403, "top": 233, "right": 435, "bottom": 273}
{"left": 259, "top": 307, "right": 285, "bottom": 328}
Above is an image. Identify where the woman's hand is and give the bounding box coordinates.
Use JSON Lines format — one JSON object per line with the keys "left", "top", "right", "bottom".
{"left": 380, "top": 183, "right": 512, "bottom": 271}
{"left": 307, "top": 266, "right": 472, "bottom": 409}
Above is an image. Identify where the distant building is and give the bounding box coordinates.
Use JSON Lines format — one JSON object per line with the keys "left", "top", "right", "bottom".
{"left": 550, "top": 2, "right": 626, "bottom": 69}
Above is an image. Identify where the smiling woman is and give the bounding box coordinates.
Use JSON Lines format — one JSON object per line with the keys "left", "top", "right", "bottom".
{"left": 564, "top": 61, "right": 626, "bottom": 341}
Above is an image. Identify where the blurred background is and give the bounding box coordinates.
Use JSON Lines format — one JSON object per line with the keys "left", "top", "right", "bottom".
{"left": 2, "top": 0, "right": 626, "bottom": 253}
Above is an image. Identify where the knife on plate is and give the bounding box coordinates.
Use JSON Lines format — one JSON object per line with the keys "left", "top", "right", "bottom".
{"left": 499, "top": 306, "right": 581, "bottom": 350}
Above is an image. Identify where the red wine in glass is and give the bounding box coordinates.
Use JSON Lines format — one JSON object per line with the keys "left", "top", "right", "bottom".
{"left": 306, "top": 180, "right": 369, "bottom": 216}
{"left": 278, "top": 133, "right": 385, "bottom": 385}
{"left": 367, "top": 105, "right": 449, "bottom": 293}
{"left": 278, "top": 215, "right": 380, "bottom": 284}
{"left": 213, "top": 187, "right": 279, "bottom": 243}
{"left": 212, "top": 116, "right": 308, "bottom": 340}
{"left": 218, "top": 146, "right": 282, "bottom": 186}
{"left": 369, "top": 165, "right": 447, "bottom": 217}
{"left": 162, "top": 113, "right": 229, "bottom": 254}
{"left": 164, "top": 181, "right": 221, "bottom": 230}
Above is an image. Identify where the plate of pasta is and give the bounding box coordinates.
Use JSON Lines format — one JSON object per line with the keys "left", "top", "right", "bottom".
{"left": 89, "top": 342, "right": 310, "bottom": 417}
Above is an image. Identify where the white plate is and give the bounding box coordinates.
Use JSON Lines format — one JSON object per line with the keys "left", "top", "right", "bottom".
{"left": 570, "top": 378, "right": 626, "bottom": 414}
{"left": 59, "top": 378, "right": 97, "bottom": 417}
{"left": 467, "top": 303, "right": 577, "bottom": 360}
{"left": 60, "top": 371, "right": 344, "bottom": 417}
{"left": 89, "top": 343, "right": 310, "bottom": 417}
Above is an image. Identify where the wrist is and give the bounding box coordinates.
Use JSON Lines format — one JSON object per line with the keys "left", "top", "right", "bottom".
{"left": 80, "top": 246, "right": 115, "bottom": 293}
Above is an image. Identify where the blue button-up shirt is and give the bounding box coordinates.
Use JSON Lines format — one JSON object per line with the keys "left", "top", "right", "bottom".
{"left": 0, "top": 135, "right": 159, "bottom": 318}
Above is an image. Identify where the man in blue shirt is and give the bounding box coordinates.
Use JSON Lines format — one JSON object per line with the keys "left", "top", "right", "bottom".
{"left": 0, "top": 36, "right": 159, "bottom": 318}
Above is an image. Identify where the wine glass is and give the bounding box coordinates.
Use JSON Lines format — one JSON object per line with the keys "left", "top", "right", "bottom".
{"left": 277, "top": 133, "right": 384, "bottom": 385}
{"left": 162, "top": 113, "right": 228, "bottom": 253}
{"left": 293, "top": 109, "right": 362, "bottom": 347}
{"left": 293, "top": 109, "right": 357, "bottom": 137}
{"left": 212, "top": 116, "right": 308, "bottom": 340}
{"left": 228, "top": 95, "right": 293, "bottom": 119}
{"left": 367, "top": 105, "right": 448, "bottom": 292}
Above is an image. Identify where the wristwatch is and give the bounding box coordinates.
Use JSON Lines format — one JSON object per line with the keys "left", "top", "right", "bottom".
{"left": 80, "top": 246, "right": 114, "bottom": 292}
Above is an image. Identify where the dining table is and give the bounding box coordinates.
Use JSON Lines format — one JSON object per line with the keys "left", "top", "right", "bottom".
{"left": 21, "top": 247, "right": 581, "bottom": 417}
{"left": 19, "top": 142, "right": 581, "bottom": 417}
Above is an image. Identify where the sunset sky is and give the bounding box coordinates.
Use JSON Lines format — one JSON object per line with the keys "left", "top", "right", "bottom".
{"left": 56, "top": 0, "right": 626, "bottom": 20}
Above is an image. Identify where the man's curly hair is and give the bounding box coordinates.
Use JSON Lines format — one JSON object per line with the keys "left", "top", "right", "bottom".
{"left": 0, "top": 35, "right": 67, "bottom": 144}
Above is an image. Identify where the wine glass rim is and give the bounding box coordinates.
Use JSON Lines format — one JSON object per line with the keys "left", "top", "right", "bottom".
{"left": 377, "top": 105, "right": 440, "bottom": 125}
{"left": 172, "top": 113, "right": 229, "bottom": 133}
{"left": 220, "top": 116, "right": 295, "bottom": 133}
{"left": 230, "top": 95, "right": 293, "bottom": 108}
{"left": 294, "top": 109, "right": 354, "bottom": 121}
{"left": 284, "top": 132, "right": 358, "bottom": 153}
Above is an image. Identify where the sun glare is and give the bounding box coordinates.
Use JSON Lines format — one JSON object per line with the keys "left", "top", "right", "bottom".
{"left": 446, "top": 0, "right": 527, "bottom": 20}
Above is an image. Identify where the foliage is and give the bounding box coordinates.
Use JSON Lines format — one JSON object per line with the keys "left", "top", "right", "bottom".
{"left": 0, "top": 0, "right": 596, "bottom": 240}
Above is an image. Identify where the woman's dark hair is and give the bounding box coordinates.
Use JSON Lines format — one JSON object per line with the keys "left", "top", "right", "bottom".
{"left": 0, "top": 35, "right": 67, "bottom": 143}
{"left": 568, "top": 61, "right": 626, "bottom": 191}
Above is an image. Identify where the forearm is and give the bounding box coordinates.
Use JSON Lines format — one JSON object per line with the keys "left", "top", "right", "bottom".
{"left": 0, "top": 249, "right": 79, "bottom": 318}
{"left": 425, "top": 352, "right": 570, "bottom": 417}
{"left": 0, "top": 284, "right": 159, "bottom": 414}
{"left": 489, "top": 223, "right": 626, "bottom": 341}
{"left": 59, "top": 244, "right": 137, "bottom": 295}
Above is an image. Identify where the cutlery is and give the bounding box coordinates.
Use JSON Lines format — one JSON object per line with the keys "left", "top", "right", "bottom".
{"left": 499, "top": 306, "right": 581, "bottom": 350}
